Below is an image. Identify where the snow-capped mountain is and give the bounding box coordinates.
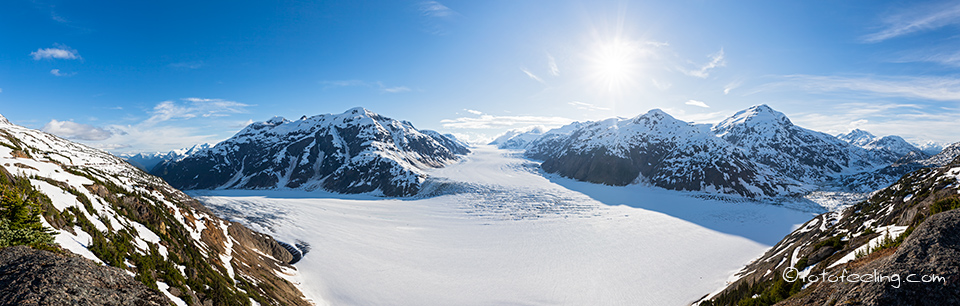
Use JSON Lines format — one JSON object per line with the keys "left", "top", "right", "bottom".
{"left": 122, "top": 143, "right": 212, "bottom": 172}
{"left": 526, "top": 109, "right": 807, "bottom": 198}
{"left": 489, "top": 126, "right": 546, "bottom": 149}
{"left": 713, "top": 105, "right": 884, "bottom": 182}
{"left": 837, "top": 129, "right": 927, "bottom": 163}
{"left": 153, "top": 107, "right": 469, "bottom": 197}
{"left": 921, "top": 141, "right": 960, "bottom": 167}
{"left": 0, "top": 114, "right": 310, "bottom": 305}
{"left": 918, "top": 141, "right": 945, "bottom": 156}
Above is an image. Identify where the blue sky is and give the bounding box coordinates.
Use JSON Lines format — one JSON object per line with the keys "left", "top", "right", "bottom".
{"left": 2, "top": 0, "right": 960, "bottom": 153}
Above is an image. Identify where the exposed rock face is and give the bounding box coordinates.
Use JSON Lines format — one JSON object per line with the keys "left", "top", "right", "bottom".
{"left": 527, "top": 108, "right": 806, "bottom": 198}
{"left": 698, "top": 155, "right": 960, "bottom": 306}
{"left": 775, "top": 210, "right": 960, "bottom": 306}
{"left": 0, "top": 246, "right": 169, "bottom": 306}
{"left": 154, "top": 107, "right": 469, "bottom": 196}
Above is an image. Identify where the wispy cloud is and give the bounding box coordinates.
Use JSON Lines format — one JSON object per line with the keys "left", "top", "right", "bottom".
{"left": 465, "top": 109, "right": 483, "bottom": 115}
{"left": 441, "top": 114, "right": 572, "bottom": 129}
{"left": 685, "top": 100, "right": 710, "bottom": 108}
{"left": 144, "top": 98, "right": 251, "bottom": 125}
{"left": 376, "top": 81, "right": 411, "bottom": 93}
{"left": 418, "top": 1, "right": 458, "bottom": 35}
{"left": 521, "top": 67, "right": 545, "bottom": 84}
{"left": 724, "top": 81, "right": 742, "bottom": 95}
{"left": 776, "top": 74, "right": 960, "bottom": 101}
{"left": 547, "top": 54, "right": 560, "bottom": 76}
{"left": 321, "top": 80, "right": 412, "bottom": 93}
{"left": 31, "top": 45, "right": 81, "bottom": 60}
{"left": 42, "top": 120, "right": 113, "bottom": 141}
{"left": 568, "top": 101, "right": 610, "bottom": 111}
{"left": 682, "top": 48, "right": 725, "bottom": 78}
{"left": 862, "top": 2, "right": 960, "bottom": 43}
{"left": 169, "top": 61, "right": 204, "bottom": 69}
{"left": 645, "top": 41, "right": 670, "bottom": 48}
{"left": 49, "top": 69, "right": 75, "bottom": 77}
{"left": 790, "top": 103, "right": 960, "bottom": 143}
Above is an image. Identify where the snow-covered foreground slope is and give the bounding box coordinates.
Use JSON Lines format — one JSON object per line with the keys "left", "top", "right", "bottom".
{"left": 192, "top": 146, "right": 815, "bottom": 306}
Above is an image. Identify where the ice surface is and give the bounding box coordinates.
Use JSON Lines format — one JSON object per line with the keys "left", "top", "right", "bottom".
{"left": 192, "top": 146, "right": 814, "bottom": 306}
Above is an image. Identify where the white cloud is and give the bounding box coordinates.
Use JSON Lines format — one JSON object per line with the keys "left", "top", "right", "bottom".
{"left": 322, "top": 80, "right": 412, "bottom": 93}
{"left": 645, "top": 41, "right": 670, "bottom": 48}
{"left": 145, "top": 98, "right": 250, "bottom": 126}
{"left": 419, "top": 1, "right": 455, "bottom": 18}
{"left": 521, "top": 67, "right": 545, "bottom": 84}
{"left": 418, "top": 1, "right": 458, "bottom": 35}
{"left": 30, "top": 46, "right": 80, "bottom": 60}
{"left": 440, "top": 114, "right": 572, "bottom": 129}
{"left": 50, "top": 69, "right": 75, "bottom": 77}
{"left": 724, "top": 81, "right": 742, "bottom": 95}
{"left": 791, "top": 103, "right": 960, "bottom": 144}
{"left": 651, "top": 79, "right": 672, "bottom": 90}
{"left": 465, "top": 109, "right": 483, "bottom": 115}
{"left": 683, "top": 48, "right": 725, "bottom": 78}
{"left": 862, "top": 2, "right": 960, "bottom": 43}
{"left": 777, "top": 74, "right": 960, "bottom": 101}
{"left": 169, "top": 61, "right": 204, "bottom": 69}
{"left": 685, "top": 100, "right": 710, "bottom": 108}
{"left": 42, "top": 120, "right": 113, "bottom": 141}
{"left": 568, "top": 101, "right": 611, "bottom": 111}
{"left": 547, "top": 54, "right": 560, "bottom": 76}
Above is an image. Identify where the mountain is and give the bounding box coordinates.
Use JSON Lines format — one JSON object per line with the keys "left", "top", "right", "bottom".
{"left": 153, "top": 107, "right": 469, "bottom": 197}
{"left": 489, "top": 126, "right": 547, "bottom": 149}
{"left": 713, "top": 105, "right": 885, "bottom": 183}
{"left": 918, "top": 141, "right": 945, "bottom": 156}
{"left": 122, "top": 143, "right": 212, "bottom": 172}
{"left": 921, "top": 141, "right": 960, "bottom": 167}
{"left": 837, "top": 129, "right": 927, "bottom": 163}
{"left": 0, "top": 114, "right": 310, "bottom": 306}
{"left": 698, "top": 154, "right": 960, "bottom": 306}
{"left": 525, "top": 109, "right": 807, "bottom": 198}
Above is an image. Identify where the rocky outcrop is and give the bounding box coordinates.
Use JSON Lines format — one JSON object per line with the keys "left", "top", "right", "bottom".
{"left": 775, "top": 210, "right": 960, "bottom": 306}
{"left": 698, "top": 155, "right": 960, "bottom": 306}
{"left": 0, "top": 246, "right": 169, "bottom": 306}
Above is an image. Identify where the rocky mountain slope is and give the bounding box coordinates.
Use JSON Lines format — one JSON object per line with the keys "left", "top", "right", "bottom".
{"left": 0, "top": 245, "right": 169, "bottom": 306}
{"left": 122, "top": 143, "right": 212, "bottom": 172}
{"left": 524, "top": 105, "right": 935, "bottom": 198}
{"left": 153, "top": 107, "right": 469, "bottom": 197}
{"left": 525, "top": 109, "right": 807, "bottom": 198}
{"left": 0, "top": 114, "right": 311, "bottom": 306}
{"left": 697, "top": 154, "right": 960, "bottom": 305}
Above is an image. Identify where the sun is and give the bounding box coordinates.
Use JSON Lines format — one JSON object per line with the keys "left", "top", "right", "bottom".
{"left": 589, "top": 39, "right": 640, "bottom": 93}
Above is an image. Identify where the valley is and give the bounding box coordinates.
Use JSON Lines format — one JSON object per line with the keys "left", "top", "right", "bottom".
{"left": 191, "top": 145, "right": 816, "bottom": 306}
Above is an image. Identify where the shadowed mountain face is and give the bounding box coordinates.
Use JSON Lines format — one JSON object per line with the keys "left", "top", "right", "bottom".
{"left": 524, "top": 104, "right": 932, "bottom": 198}
{"left": 527, "top": 108, "right": 809, "bottom": 198}
{"left": 153, "top": 107, "right": 469, "bottom": 197}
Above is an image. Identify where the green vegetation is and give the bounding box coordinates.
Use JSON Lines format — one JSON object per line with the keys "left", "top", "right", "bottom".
{"left": 930, "top": 197, "right": 960, "bottom": 214}
{"left": 813, "top": 235, "right": 846, "bottom": 250}
{"left": 0, "top": 172, "right": 56, "bottom": 250}
{"left": 699, "top": 272, "right": 805, "bottom": 306}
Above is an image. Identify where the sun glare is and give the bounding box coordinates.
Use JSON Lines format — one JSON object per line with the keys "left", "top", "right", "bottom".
{"left": 589, "top": 39, "right": 641, "bottom": 93}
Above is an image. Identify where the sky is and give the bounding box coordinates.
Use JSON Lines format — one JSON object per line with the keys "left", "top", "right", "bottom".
{"left": 2, "top": 0, "right": 960, "bottom": 153}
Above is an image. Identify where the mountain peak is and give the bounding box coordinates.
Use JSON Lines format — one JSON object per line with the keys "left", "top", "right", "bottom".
{"left": 0, "top": 114, "right": 9, "bottom": 125}
{"left": 713, "top": 104, "right": 792, "bottom": 135}
{"left": 266, "top": 116, "right": 287, "bottom": 125}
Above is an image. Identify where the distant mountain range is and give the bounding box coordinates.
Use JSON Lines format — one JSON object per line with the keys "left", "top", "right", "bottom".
{"left": 121, "top": 143, "right": 212, "bottom": 172}
{"left": 494, "top": 104, "right": 954, "bottom": 198}
{"left": 152, "top": 107, "right": 469, "bottom": 197}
